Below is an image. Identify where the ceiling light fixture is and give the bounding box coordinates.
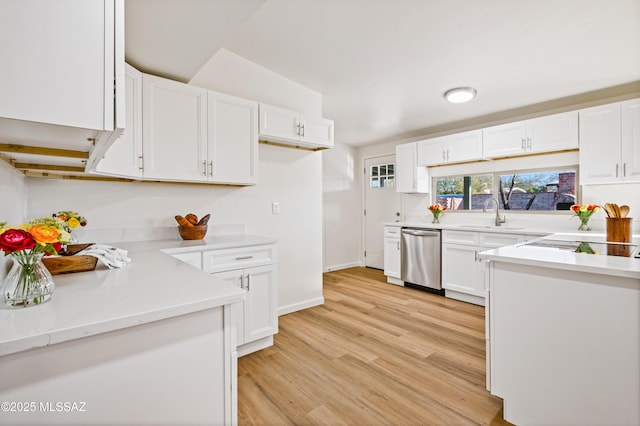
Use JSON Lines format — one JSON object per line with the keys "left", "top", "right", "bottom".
{"left": 444, "top": 87, "right": 477, "bottom": 103}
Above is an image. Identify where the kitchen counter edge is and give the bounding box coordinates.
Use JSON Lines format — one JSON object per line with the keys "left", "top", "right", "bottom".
{"left": 0, "top": 234, "right": 277, "bottom": 357}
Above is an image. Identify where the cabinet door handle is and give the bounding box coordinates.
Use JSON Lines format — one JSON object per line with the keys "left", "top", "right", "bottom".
{"left": 235, "top": 255, "right": 253, "bottom": 260}
{"left": 208, "top": 161, "right": 213, "bottom": 177}
{"left": 616, "top": 163, "right": 619, "bottom": 178}
{"left": 246, "top": 274, "right": 251, "bottom": 291}
{"left": 300, "top": 123, "right": 305, "bottom": 137}
{"left": 296, "top": 122, "right": 301, "bottom": 136}
{"left": 396, "top": 241, "right": 400, "bottom": 250}
{"left": 138, "top": 156, "right": 144, "bottom": 171}
{"left": 521, "top": 137, "right": 526, "bottom": 150}
{"left": 202, "top": 161, "right": 207, "bottom": 176}
{"left": 527, "top": 136, "right": 532, "bottom": 150}
{"left": 623, "top": 163, "right": 627, "bottom": 177}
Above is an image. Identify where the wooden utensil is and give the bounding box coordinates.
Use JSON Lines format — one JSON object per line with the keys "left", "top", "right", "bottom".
{"left": 612, "top": 203, "right": 621, "bottom": 218}
{"left": 604, "top": 203, "right": 614, "bottom": 218}
{"left": 619, "top": 205, "right": 630, "bottom": 218}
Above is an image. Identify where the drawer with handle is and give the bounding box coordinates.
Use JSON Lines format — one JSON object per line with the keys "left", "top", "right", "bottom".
{"left": 202, "top": 244, "right": 276, "bottom": 273}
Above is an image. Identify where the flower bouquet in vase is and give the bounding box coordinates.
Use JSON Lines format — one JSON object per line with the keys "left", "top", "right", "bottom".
{"left": 570, "top": 204, "right": 599, "bottom": 231}
{"left": 428, "top": 204, "right": 446, "bottom": 224}
{"left": 0, "top": 218, "right": 71, "bottom": 307}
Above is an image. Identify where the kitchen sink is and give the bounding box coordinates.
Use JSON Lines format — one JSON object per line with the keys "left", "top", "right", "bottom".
{"left": 456, "top": 225, "right": 525, "bottom": 230}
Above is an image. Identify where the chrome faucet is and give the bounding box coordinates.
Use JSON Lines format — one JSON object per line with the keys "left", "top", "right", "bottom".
{"left": 483, "top": 198, "right": 506, "bottom": 227}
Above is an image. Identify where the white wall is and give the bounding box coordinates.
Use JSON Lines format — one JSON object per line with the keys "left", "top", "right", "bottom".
{"left": 190, "top": 48, "right": 322, "bottom": 117}
{"left": 322, "top": 141, "right": 361, "bottom": 271}
{"left": 0, "top": 160, "right": 26, "bottom": 224}
{"left": 24, "top": 51, "right": 326, "bottom": 315}
{"left": 27, "top": 144, "right": 324, "bottom": 314}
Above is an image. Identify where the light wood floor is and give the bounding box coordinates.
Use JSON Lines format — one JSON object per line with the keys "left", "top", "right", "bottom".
{"left": 238, "top": 267, "right": 511, "bottom": 425}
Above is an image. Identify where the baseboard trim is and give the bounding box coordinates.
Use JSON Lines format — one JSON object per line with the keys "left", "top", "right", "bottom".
{"left": 323, "top": 262, "right": 363, "bottom": 272}
{"left": 445, "top": 290, "right": 485, "bottom": 307}
{"left": 238, "top": 336, "right": 274, "bottom": 357}
{"left": 278, "top": 297, "right": 324, "bottom": 316}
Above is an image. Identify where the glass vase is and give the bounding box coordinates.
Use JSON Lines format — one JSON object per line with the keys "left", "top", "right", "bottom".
{"left": 431, "top": 213, "right": 440, "bottom": 224}
{"left": 577, "top": 216, "right": 591, "bottom": 232}
{"left": 1, "top": 251, "right": 55, "bottom": 308}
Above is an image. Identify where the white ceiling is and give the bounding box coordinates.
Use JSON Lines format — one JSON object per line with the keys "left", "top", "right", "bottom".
{"left": 125, "top": 0, "right": 640, "bottom": 146}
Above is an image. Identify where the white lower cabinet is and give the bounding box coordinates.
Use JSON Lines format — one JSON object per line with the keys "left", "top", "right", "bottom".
{"left": 202, "top": 244, "right": 278, "bottom": 356}
{"left": 212, "top": 265, "right": 276, "bottom": 349}
{"left": 383, "top": 226, "right": 402, "bottom": 284}
{"left": 442, "top": 230, "right": 524, "bottom": 306}
{"left": 171, "top": 243, "right": 278, "bottom": 356}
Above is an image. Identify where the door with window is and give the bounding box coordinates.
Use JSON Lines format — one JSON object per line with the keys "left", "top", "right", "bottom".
{"left": 364, "top": 155, "right": 401, "bottom": 269}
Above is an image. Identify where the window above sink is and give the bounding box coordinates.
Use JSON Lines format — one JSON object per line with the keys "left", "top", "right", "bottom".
{"left": 433, "top": 167, "right": 578, "bottom": 212}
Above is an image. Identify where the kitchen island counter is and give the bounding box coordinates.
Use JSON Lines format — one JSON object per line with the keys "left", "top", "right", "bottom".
{"left": 477, "top": 232, "right": 640, "bottom": 280}
{"left": 481, "top": 232, "right": 640, "bottom": 425}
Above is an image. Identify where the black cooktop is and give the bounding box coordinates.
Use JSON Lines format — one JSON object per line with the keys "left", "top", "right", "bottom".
{"left": 526, "top": 239, "right": 639, "bottom": 258}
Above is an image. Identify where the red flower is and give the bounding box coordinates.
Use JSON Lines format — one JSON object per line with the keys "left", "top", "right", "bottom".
{"left": 570, "top": 205, "right": 580, "bottom": 212}
{"left": 0, "top": 229, "right": 36, "bottom": 254}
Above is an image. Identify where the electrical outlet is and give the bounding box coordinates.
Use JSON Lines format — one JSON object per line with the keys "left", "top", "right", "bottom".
{"left": 272, "top": 202, "right": 280, "bottom": 215}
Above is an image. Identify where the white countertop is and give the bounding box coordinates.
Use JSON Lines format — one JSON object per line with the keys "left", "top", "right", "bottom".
{"left": 0, "top": 234, "right": 276, "bottom": 357}
{"left": 384, "top": 221, "right": 550, "bottom": 236}
{"left": 477, "top": 233, "right": 640, "bottom": 280}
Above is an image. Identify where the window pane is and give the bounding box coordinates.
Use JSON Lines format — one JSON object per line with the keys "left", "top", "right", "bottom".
{"left": 371, "top": 166, "right": 378, "bottom": 177}
{"left": 435, "top": 174, "right": 493, "bottom": 210}
{"left": 498, "top": 170, "right": 576, "bottom": 211}
{"left": 380, "top": 165, "right": 387, "bottom": 176}
{"left": 380, "top": 177, "right": 386, "bottom": 188}
{"left": 387, "top": 164, "right": 394, "bottom": 176}
{"left": 371, "top": 177, "right": 379, "bottom": 188}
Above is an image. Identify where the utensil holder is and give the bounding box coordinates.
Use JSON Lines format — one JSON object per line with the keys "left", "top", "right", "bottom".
{"left": 606, "top": 217, "right": 632, "bottom": 243}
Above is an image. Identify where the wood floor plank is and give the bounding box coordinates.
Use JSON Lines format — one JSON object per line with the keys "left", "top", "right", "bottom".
{"left": 238, "top": 267, "right": 511, "bottom": 425}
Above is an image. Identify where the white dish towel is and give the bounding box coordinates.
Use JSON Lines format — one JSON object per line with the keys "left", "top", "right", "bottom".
{"left": 77, "top": 244, "right": 131, "bottom": 269}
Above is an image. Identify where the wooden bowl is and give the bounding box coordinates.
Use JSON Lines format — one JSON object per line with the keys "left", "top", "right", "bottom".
{"left": 178, "top": 225, "right": 208, "bottom": 240}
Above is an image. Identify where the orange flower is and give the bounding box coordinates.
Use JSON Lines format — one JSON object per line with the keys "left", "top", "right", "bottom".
{"left": 29, "top": 224, "right": 60, "bottom": 245}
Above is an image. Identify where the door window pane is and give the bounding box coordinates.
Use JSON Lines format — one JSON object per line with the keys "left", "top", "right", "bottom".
{"left": 370, "top": 163, "right": 395, "bottom": 189}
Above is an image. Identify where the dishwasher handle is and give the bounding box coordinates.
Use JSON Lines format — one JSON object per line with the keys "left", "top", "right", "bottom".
{"left": 402, "top": 229, "right": 440, "bottom": 237}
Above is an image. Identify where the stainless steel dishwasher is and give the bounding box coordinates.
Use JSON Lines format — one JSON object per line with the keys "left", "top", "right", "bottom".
{"left": 401, "top": 228, "right": 442, "bottom": 291}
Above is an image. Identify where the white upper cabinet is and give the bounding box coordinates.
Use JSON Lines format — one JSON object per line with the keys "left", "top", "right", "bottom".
{"left": 417, "top": 130, "right": 483, "bottom": 166}
{"left": 483, "top": 111, "right": 578, "bottom": 158}
{"left": 208, "top": 92, "right": 259, "bottom": 185}
{"left": 94, "top": 64, "right": 143, "bottom": 178}
{"left": 579, "top": 98, "right": 640, "bottom": 184}
{"left": 395, "top": 142, "right": 429, "bottom": 193}
{"left": 259, "top": 104, "right": 334, "bottom": 150}
{"left": 0, "top": 0, "right": 125, "bottom": 169}
{"left": 142, "top": 73, "right": 209, "bottom": 182}
{"left": 95, "top": 71, "right": 259, "bottom": 185}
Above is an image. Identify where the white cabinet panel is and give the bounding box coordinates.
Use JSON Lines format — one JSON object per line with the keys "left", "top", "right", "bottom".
{"left": 142, "top": 73, "right": 208, "bottom": 181}
{"left": 579, "top": 99, "right": 640, "bottom": 185}
{"left": 0, "top": 0, "right": 117, "bottom": 130}
{"left": 417, "top": 137, "right": 447, "bottom": 166}
{"left": 483, "top": 111, "right": 577, "bottom": 158}
{"left": 259, "top": 103, "right": 334, "bottom": 149}
{"left": 442, "top": 243, "right": 484, "bottom": 297}
{"left": 212, "top": 269, "right": 246, "bottom": 345}
{"left": 417, "top": 130, "right": 483, "bottom": 166}
{"left": 94, "top": 63, "right": 143, "bottom": 177}
{"left": 383, "top": 226, "right": 402, "bottom": 282}
{"left": 243, "top": 265, "right": 277, "bottom": 343}
{"left": 208, "top": 92, "right": 258, "bottom": 185}
{"left": 442, "top": 230, "right": 525, "bottom": 306}
{"left": 396, "top": 142, "right": 429, "bottom": 193}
